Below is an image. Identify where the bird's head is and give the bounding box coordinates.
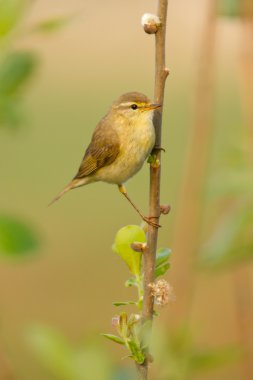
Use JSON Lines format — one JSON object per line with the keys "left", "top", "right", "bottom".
{"left": 111, "top": 92, "right": 161, "bottom": 123}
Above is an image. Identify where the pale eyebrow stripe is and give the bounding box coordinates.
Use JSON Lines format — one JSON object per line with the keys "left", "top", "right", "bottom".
{"left": 119, "top": 102, "right": 146, "bottom": 107}
{"left": 120, "top": 102, "right": 134, "bottom": 107}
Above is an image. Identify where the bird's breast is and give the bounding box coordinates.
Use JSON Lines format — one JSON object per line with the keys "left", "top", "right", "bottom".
{"left": 95, "top": 117, "right": 155, "bottom": 184}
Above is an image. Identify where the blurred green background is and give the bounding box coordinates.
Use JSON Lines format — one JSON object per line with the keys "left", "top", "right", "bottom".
{"left": 0, "top": 0, "right": 253, "bottom": 379}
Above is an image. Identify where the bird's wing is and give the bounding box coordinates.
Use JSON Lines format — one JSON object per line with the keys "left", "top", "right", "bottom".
{"left": 74, "top": 124, "right": 120, "bottom": 179}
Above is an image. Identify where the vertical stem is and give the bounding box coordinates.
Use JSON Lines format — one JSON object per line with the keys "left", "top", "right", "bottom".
{"left": 143, "top": 0, "right": 168, "bottom": 323}
{"left": 138, "top": 1, "right": 169, "bottom": 379}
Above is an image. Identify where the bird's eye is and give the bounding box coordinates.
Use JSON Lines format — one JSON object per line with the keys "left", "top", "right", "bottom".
{"left": 131, "top": 104, "right": 138, "bottom": 110}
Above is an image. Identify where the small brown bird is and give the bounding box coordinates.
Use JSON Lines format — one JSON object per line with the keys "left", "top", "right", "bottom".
{"left": 50, "top": 92, "right": 161, "bottom": 227}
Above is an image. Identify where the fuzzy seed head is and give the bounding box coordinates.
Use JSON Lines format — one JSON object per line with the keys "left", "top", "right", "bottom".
{"left": 149, "top": 279, "right": 175, "bottom": 306}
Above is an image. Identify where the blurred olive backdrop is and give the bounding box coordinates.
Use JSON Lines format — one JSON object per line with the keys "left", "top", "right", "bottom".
{"left": 1, "top": 0, "right": 253, "bottom": 379}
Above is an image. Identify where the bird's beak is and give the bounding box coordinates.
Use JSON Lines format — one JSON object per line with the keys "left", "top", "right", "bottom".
{"left": 143, "top": 103, "right": 162, "bottom": 111}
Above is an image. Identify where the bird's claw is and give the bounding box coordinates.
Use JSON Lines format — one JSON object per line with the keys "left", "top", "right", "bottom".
{"left": 154, "top": 146, "right": 166, "bottom": 153}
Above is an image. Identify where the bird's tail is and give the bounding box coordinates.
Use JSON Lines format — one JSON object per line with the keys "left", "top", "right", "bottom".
{"left": 48, "top": 179, "right": 83, "bottom": 207}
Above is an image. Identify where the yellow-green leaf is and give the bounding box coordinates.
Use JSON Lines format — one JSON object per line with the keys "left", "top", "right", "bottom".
{"left": 112, "top": 225, "right": 146, "bottom": 276}
{"left": 101, "top": 334, "right": 125, "bottom": 345}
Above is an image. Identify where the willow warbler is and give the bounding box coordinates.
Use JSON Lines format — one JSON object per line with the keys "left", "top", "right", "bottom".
{"left": 50, "top": 92, "right": 161, "bottom": 227}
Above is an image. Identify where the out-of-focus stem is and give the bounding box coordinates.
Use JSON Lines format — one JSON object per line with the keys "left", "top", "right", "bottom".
{"left": 0, "top": 346, "right": 15, "bottom": 380}
{"left": 234, "top": 2, "right": 253, "bottom": 379}
{"left": 171, "top": 0, "right": 217, "bottom": 319}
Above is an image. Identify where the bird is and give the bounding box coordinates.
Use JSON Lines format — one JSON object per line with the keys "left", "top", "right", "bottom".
{"left": 50, "top": 91, "right": 161, "bottom": 227}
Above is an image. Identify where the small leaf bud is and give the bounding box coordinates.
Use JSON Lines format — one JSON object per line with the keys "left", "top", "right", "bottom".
{"left": 131, "top": 242, "right": 148, "bottom": 253}
{"left": 141, "top": 13, "right": 161, "bottom": 34}
{"left": 160, "top": 204, "right": 171, "bottom": 215}
{"left": 134, "top": 313, "right": 141, "bottom": 322}
{"left": 111, "top": 315, "right": 120, "bottom": 327}
{"left": 164, "top": 67, "right": 170, "bottom": 76}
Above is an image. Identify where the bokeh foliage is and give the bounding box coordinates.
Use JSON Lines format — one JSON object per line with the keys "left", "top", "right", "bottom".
{"left": 0, "top": 214, "right": 39, "bottom": 258}
{"left": 0, "top": 0, "right": 40, "bottom": 267}
{"left": 217, "top": 0, "right": 241, "bottom": 18}
{"left": 0, "top": 50, "right": 38, "bottom": 127}
{"left": 26, "top": 324, "right": 239, "bottom": 380}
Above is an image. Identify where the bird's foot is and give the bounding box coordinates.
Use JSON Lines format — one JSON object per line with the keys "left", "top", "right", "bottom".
{"left": 143, "top": 216, "right": 161, "bottom": 228}
{"left": 154, "top": 145, "right": 166, "bottom": 153}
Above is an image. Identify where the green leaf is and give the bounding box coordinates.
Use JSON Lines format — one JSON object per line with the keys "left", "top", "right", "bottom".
{"left": 125, "top": 277, "right": 138, "bottom": 287}
{"left": 112, "top": 225, "right": 146, "bottom": 276}
{"left": 155, "top": 262, "right": 170, "bottom": 278}
{"left": 199, "top": 203, "right": 253, "bottom": 269}
{"left": 0, "top": 0, "right": 28, "bottom": 38}
{"left": 127, "top": 339, "right": 145, "bottom": 364}
{"left": 155, "top": 247, "right": 172, "bottom": 267}
{"left": 154, "top": 247, "right": 171, "bottom": 278}
{"left": 0, "top": 215, "right": 39, "bottom": 258}
{"left": 137, "top": 299, "right": 143, "bottom": 310}
{"left": 0, "top": 51, "right": 38, "bottom": 97}
{"left": 217, "top": 0, "right": 241, "bottom": 18}
{"left": 101, "top": 334, "right": 125, "bottom": 345}
{"left": 118, "top": 312, "right": 128, "bottom": 339}
{"left": 113, "top": 301, "right": 136, "bottom": 307}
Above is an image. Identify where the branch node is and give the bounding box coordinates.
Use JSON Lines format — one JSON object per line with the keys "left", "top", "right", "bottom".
{"left": 146, "top": 353, "right": 154, "bottom": 363}
{"left": 160, "top": 204, "right": 171, "bottom": 215}
{"left": 151, "top": 158, "right": 160, "bottom": 168}
{"left": 164, "top": 67, "right": 170, "bottom": 77}
{"left": 131, "top": 242, "right": 148, "bottom": 253}
{"left": 141, "top": 13, "right": 161, "bottom": 34}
